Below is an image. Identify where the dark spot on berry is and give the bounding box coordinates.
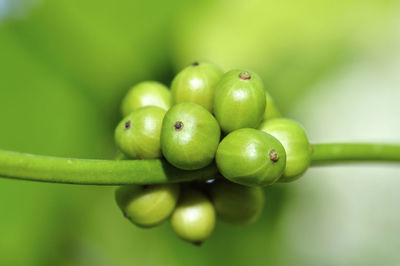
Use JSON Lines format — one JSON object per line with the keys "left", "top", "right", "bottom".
{"left": 123, "top": 212, "right": 131, "bottom": 219}
{"left": 193, "top": 241, "right": 203, "bottom": 247}
{"left": 174, "top": 121, "right": 184, "bottom": 131}
{"left": 125, "top": 121, "right": 131, "bottom": 130}
{"left": 239, "top": 72, "right": 251, "bottom": 80}
{"left": 269, "top": 149, "right": 279, "bottom": 162}
{"left": 192, "top": 62, "right": 199, "bottom": 66}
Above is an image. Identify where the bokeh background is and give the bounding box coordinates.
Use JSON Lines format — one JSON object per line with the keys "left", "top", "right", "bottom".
{"left": 1, "top": 0, "right": 400, "bottom": 265}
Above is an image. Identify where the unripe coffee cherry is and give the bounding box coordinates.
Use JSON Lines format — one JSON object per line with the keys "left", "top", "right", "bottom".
{"left": 209, "top": 179, "right": 264, "bottom": 225}
{"left": 171, "top": 62, "right": 223, "bottom": 112}
{"left": 213, "top": 70, "right": 266, "bottom": 133}
{"left": 263, "top": 91, "right": 281, "bottom": 120}
{"left": 115, "top": 106, "right": 166, "bottom": 159}
{"left": 121, "top": 81, "right": 171, "bottom": 117}
{"left": 170, "top": 189, "right": 216, "bottom": 244}
{"left": 115, "top": 184, "right": 180, "bottom": 227}
{"left": 259, "top": 118, "right": 311, "bottom": 182}
{"left": 216, "top": 128, "right": 286, "bottom": 186}
{"left": 160, "top": 103, "right": 221, "bottom": 170}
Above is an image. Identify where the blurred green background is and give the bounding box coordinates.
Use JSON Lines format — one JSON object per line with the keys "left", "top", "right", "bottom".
{"left": 0, "top": 0, "right": 400, "bottom": 265}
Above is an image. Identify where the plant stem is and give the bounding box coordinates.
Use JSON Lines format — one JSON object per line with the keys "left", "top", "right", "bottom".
{"left": 311, "top": 143, "right": 400, "bottom": 165}
{"left": 0, "top": 143, "right": 399, "bottom": 185}
{"left": 0, "top": 150, "right": 218, "bottom": 185}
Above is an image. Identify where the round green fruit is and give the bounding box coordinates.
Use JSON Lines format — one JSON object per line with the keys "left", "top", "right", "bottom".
{"left": 171, "top": 189, "right": 216, "bottom": 244}
{"left": 209, "top": 179, "right": 264, "bottom": 225}
{"left": 213, "top": 70, "right": 266, "bottom": 133}
{"left": 160, "top": 103, "right": 221, "bottom": 170}
{"left": 216, "top": 128, "right": 286, "bottom": 186}
{"left": 263, "top": 91, "right": 281, "bottom": 120}
{"left": 171, "top": 61, "right": 223, "bottom": 112}
{"left": 121, "top": 81, "right": 171, "bottom": 117}
{"left": 115, "top": 184, "right": 180, "bottom": 227}
{"left": 259, "top": 118, "right": 311, "bottom": 182}
{"left": 115, "top": 106, "right": 166, "bottom": 159}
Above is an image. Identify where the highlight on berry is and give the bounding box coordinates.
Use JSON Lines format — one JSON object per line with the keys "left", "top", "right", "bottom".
{"left": 114, "top": 61, "right": 311, "bottom": 244}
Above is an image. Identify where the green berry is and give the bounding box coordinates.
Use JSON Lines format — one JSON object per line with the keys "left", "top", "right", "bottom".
{"left": 171, "top": 62, "right": 223, "bottom": 112}
{"left": 121, "top": 81, "right": 171, "bottom": 117}
{"left": 213, "top": 70, "right": 266, "bottom": 133}
{"left": 259, "top": 118, "right": 311, "bottom": 182}
{"left": 216, "top": 128, "right": 286, "bottom": 186}
{"left": 115, "top": 184, "right": 180, "bottom": 227}
{"left": 171, "top": 189, "right": 216, "bottom": 244}
{"left": 263, "top": 91, "right": 281, "bottom": 120}
{"left": 115, "top": 106, "right": 166, "bottom": 159}
{"left": 209, "top": 179, "right": 264, "bottom": 225}
{"left": 160, "top": 103, "right": 221, "bottom": 170}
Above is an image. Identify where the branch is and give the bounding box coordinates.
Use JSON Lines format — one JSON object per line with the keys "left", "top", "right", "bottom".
{"left": 0, "top": 150, "right": 218, "bottom": 185}
{"left": 0, "top": 143, "right": 399, "bottom": 185}
{"left": 311, "top": 143, "right": 400, "bottom": 165}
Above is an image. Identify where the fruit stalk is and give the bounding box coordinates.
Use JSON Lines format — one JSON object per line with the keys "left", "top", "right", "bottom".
{"left": 311, "top": 143, "right": 400, "bottom": 165}
{"left": 0, "top": 144, "right": 399, "bottom": 185}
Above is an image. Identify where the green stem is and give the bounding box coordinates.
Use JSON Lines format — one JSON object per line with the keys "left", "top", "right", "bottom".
{"left": 311, "top": 143, "right": 400, "bottom": 165}
{"left": 0, "top": 150, "right": 218, "bottom": 185}
{"left": 0, "top": 143, "right": 399, "bottom": 185}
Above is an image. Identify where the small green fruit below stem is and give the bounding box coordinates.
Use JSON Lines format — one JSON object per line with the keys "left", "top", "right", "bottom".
{"left": 259, "top": 118, "right": 312, "bottom": 182}
{"left": 264, "top": 91, "right": 281, "bottom": 120}
{"left": 171, "top": 62, "right": 223, "bottom": 112}
{"left": 121, "top": 81, "right": 171, "bottom": 117}
{"left": 213, "top": 70, "right": 266, "bottom": 133}
{"left": 170, "top": 189, "right": 216, "bottom": 244}
{"left": 208, "top": 179, "right": 264, "bottom": 225}
{"left": 216, "top": 128, "right": 286, "bottom": 186}
{"left": 160, "top": 103, "right": 221, "bottom": 170}
{"left": 115, "top": 184, "right": 180, "bottom": 227}
{"left": 115, "top": 106, "right": 166, "bottom": 159}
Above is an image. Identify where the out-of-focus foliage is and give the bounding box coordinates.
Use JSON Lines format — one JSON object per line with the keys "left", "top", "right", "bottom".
{"left": 0, "top": 0, "right": 399, "bottom": 265}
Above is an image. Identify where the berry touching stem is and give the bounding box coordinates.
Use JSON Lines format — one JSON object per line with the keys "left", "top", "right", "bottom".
{"left": 0, "top": 144, "right": 399, "bottom": 185}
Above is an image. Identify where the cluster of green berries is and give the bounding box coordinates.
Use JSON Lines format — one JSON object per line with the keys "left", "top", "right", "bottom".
{"left": 114, "top": 62, "right": 312, "bottom": 244}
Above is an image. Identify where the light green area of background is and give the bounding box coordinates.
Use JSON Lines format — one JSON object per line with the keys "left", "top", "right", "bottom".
{"left": 0, "top": 0, "right": 399, "bottom": 265}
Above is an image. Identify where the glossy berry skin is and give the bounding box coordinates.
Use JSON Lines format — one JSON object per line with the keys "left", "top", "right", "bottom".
{"left": 216, "top": 128, "right": 286, "bottom": 187}
{"left": 121, "top": 81, "right": 171, "bottom": 117}
{"left": 171, "top": 189, "right": 216, "bottom": 244}
{"left": 115, "top": 184, "right": 180, "bottom": 227}
{"left": 209, "top": 179, "right": 264, "bottom": 225}
{"left": 160, "top": 103, "right": 221, "bottom": 170}
{"left": 115, "top": 106, "right": 166, "bottom": 159}
{"left": 213, "top": 70, "right": 266, "bottom": 133}
{"left": 264, "top": 91, "right": 281, "bottom": 120}
{"left": 171, "top": 62, "right": 223, "bottom": 112}
{"left": 259, "top": 118, "right": 311, "bottom": 182}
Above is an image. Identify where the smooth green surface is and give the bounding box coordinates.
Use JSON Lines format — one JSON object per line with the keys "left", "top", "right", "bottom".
{"left": 115, "top": 106, "right": 166, "bottom": 159}
{"left": 121, "top": 81, "right": 171, "bottom": 117}
{"left": 259, "top": 118, "right": 312, "bottom": 182}
{"left": 209, "top": 179, "right": 264, "bottom": 225}
{"left": 171, "top": 62, "right": 223, "bottom": 112}
{"left": 115, "top": 184, "right": 180, "bottom": 227}
{"left": 214, "top": 69, "right": 266, "bottom": 133}
{"left": 311, "top": 143, "right": 400, "bottom": 165}
{"left": 160, "top": 103, "right": 221, "bottom": 170}
{"left": 171, "top": 189, "right": 216, "bottom": 244}
{"left": 216, "top": 128, "right": 287, "bottom": 187}
{"left": 0, "top": 149, "right": 218, "bottom": 185}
